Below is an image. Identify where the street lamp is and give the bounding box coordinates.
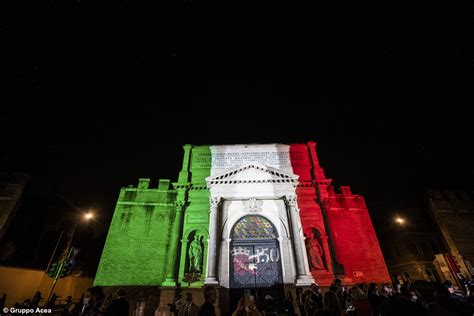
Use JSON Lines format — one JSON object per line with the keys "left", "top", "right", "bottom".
{"left": 45, "top": 210, "right": 95, "bottom": 304}
{"left": 66, "top": 211, "right": 94, "bottom": 250}
{"left": 395, "top": 217, "right": 405, "bottom": 225}
{"left": 374, "top": 215, "right": 407, "bottom": 231}
{"left": 84, "top": 212, "right": 94, "bottom": 220}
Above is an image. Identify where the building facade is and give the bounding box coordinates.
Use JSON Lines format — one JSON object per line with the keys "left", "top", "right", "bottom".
{"left": 95, "top": 143, "right": 390, "bottom": 313}
{"left": 0, "top": 173, "right": 29, "bottom": 242}
{"left": 378, "top": 208, "right": 447, "bottom": 285}
{"left": 427, "top": 190, "right": 474, "bottom": 286}
{"left": 378, "top": 191, "right": 474, "bottom": 289}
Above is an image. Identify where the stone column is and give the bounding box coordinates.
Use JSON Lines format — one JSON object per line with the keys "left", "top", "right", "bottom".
{"left": 205, "top": 197, "right": 220, "bottom": 285}
{"left": 163, "top": 201, "right": 185, "bottom": 286}
{"left": 286, "top": 195, "right": 315, "bottom": 286}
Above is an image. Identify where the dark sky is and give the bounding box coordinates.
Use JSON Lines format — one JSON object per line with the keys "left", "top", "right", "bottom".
{"left": 3, "top": 0, "right": 471, "bottom": 227}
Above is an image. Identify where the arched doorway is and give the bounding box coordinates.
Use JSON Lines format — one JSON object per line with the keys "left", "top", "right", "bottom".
{"left": 229, "top": 215, "right": 284, "bottom": 312}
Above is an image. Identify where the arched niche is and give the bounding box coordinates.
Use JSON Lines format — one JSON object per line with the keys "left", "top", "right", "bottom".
{"left": 184, "top": 230, "right": 205, "bottom": 274}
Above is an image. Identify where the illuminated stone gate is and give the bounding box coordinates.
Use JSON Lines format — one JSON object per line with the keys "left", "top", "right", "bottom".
{"left": 204, "top": 161, "right": 315, "bottom": 288}
{"left": 94, "top": 143, "right": 390, "bottom": 313}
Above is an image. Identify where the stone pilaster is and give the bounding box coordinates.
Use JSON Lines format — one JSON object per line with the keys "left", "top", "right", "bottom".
{"left": 178, "top": 144, "right": 192, "bottom": 183}
{"left": 163, "top": 201, "right": 185, "bottom": 286}
{"left": 204, "top": 197, "right": 220, "bottom": 285}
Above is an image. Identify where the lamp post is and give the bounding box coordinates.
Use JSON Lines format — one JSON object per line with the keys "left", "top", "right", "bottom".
{"left": 46, "top": 211, "right": 94, "bottom": 304}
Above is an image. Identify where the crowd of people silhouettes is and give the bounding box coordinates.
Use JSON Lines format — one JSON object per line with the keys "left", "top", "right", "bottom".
{"left": 184, "top": 279, "right": 474, "bottom": 316}
{"left": 0, "top": 287, "right": 129, "bottom": 316}
{"left": 1, "top": 278, "right": 473, "bottom": 315}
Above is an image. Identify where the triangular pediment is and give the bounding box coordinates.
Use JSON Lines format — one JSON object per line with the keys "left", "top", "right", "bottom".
{"left": 206, "top": 163, "right": 299, "bottom": 187}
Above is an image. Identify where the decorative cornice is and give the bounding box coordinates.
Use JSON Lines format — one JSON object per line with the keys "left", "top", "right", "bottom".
{"left": 117, "top": 201, "right": 175, "bottom": 207}
{"left": 189, "top": 185, "right": 208, "bottom": 191}
{"left": 205, "top": 163, "right": 298, "bottom": 188}
{"left": 313, "top": 179, "right": 333, "bottom": 186}
{"left": 171, "top": 182, "right": 191, "bottom": 190}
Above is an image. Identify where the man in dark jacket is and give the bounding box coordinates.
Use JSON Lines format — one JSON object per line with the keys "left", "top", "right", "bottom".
{"left": 105, "top": 289, "right": 129, "bottom": 316}
{"left": 179, "top": 293, "right": 199, "bottom": 316}
{"left": 198, "top": 286, "right": 217, "bottom": 316}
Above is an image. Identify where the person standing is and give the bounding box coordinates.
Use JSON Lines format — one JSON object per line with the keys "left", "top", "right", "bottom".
{"left": 368, "top": 283, "right": 386, "bottom": 316}
{"left": 296, "top": 288, "right": 306, "bottom": 316}
{"left": 198, "top": 286, "right": 217, "bottom": 316}
{"left": 102, "top": 294, "right": 113, "bottom": 312}
{"left": 332, "top": 279, "right": 349, "bottom": 311}
{"left": 304, "top": 290, "right": 317, "bottom": 316}
{"left": 169, "top": 294, "right": 183, "bottom": 316}
{"left": 81, "top": 286, "right": 105, "bottom": 316}
{"left": 284, "top": 291, "right": 296, "bottom": 316}
{"left": 179, "top": 293, "right": 199, "bottom": 316}
{"left": 47, "top": 293, "right": 59, "bottom": 309}
{"left": 231, "top": 296, "right": 262, "bottom": 316}
{"left": 31, "top": 291, "right": 42, "bottom": 309}
{"left": 348, "top": 287, "right": 372, "bottom": 316}
{"left": 310, "top": 284, "right": 324, "bottom": 311}
{"left": 62, "top": 296, "right": 76, "bottom": 316}
{"left": 322, "top": 291, "right": 343, "bottom": 316}
{"left": 262, "top": 295, "right": 277, "bottom": 316}
{"left": 0, "top": 294, "right": 7, "bottom": 313}
{"left": 105, "top": 289, "right": 129, "bottom": 316}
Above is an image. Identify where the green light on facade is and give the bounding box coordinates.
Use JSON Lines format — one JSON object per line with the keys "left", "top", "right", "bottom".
{"left": 95, "top": 145, "right": 213, "bottom": 287}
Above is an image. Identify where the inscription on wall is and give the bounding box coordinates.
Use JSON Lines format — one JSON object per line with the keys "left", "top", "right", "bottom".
{"left": 211, "top": 152, "right": 291, "bottom": 169}
{"left": 187, "top": 215, "right": 209, "bottom": 223}
{"left": 191, "top": 153, "right": 212, "bottom": 169}
{"left": 190, "top": 147, "right": 308, "bottom": 170}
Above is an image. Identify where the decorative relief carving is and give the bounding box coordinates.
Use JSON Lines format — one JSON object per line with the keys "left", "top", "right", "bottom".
{"left": 210, "top": 197, "right": 221, "bottom": 207}
{"left": 285, "top": 195, "right": 298, "bottom": 207}
{"left": 247, "top": 198, "right": 260, "bottom": 212}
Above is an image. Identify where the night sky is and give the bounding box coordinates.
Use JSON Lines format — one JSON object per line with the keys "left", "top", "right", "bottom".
{"left": 4, "top": 0, "right": 471, "bottom": 231}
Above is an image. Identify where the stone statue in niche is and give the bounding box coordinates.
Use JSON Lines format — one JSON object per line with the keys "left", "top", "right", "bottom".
{"left": 306, "top": 231, "right": 325, "bottom": 270}
{"left": 188, "top": 235, "right": 203, "bottom": 272}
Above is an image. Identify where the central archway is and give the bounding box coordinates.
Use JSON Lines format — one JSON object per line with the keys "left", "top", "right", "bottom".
{"left": 229, "top": 215, "right": 283, "bottom": 288}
